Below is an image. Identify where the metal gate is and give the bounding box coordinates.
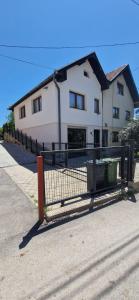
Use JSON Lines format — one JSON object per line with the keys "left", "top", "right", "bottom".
{"left": 37, "top": 145, "right": 134, "bottom": 221}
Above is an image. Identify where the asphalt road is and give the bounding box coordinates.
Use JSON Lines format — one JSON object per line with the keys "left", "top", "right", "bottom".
{"left": 1, "top": 163, "right": 139, "bottom": 300}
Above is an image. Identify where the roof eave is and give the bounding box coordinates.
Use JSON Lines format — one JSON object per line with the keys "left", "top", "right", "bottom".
{"left": 9, "top": 52, "right": 109, "bottom": 110}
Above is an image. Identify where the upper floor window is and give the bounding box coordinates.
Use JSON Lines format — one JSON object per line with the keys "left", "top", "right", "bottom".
{"left": 19, "top": 106, "right": 26, "bottom": 119}
{"left": 94, "top": 98, "right": 99, "bottom": 114}
{"left": 113, "top": 107, "right": 120, "bottom": 119}
{"left": 112, "top": 131, "right": 119, "bottom": 143}
{"left": 125, "top": 110, "right": 131, "bottom": 121}
{"left": 69, "top": 91, "right": 85, "bottom": 110}
{"left": 32, "top": 96, "right": 42, "bottom": 114}
{"left": 84, "top": 70, "right": 89, "bottom": 78}
{"left": 117, "top": 82, "right": 124, "bottom": 95}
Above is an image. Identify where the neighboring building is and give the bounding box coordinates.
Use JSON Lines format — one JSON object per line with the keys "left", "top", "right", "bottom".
{"left": 9, "top": 52, "right": 139, "bottom": 148}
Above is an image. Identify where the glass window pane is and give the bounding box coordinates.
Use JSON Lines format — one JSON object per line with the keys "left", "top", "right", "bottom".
{"left": 94, "top": 99, "right": 99, "bottom": 113}
{"left": 77, "top": 95, "right": 84, "bottom": 109}
{"left": 70, "top": 92, "right": 76, "bottom": 108}
{"left": 32, "top": 97, "right": 42, "bottom": 113}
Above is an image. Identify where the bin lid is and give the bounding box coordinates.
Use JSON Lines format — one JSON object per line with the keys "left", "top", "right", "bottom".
{"left": 87, "top": 159, "right": 108, "bottom": 165}
{"left": 102, "top": 158, "right": 119, "bottom": 163}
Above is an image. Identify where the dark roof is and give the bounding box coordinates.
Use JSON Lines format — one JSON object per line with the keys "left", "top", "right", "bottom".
{"left": 9, "top": 52, "right": 109, "bottom": 110}
{"left": 106, "top": 64, "right": 139, "bottom": 104}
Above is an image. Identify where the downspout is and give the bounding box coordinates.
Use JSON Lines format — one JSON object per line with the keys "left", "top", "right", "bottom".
{"left": 53, "top": 71, "right": 62, "bottom": 148}
{"left": 102, "top": 90, "right": 104, "bottom": 147}
{"left": 111, "top": 82, "right": 114, "bottom": 145}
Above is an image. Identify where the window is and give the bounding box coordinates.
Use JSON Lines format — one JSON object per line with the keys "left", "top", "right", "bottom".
{"left": 112, "top": 131, "right": 119, "bottom": 143}
{"left": 117, "top": 82, "right": 124, "bottom": 95}
{"left": 84, "top": 70, "right": 89, "bottom": 78}
{"left": 125, "top": 110, "right": 131, "bottom": 121}
{"left": 69, "top": 91, "right": 85, "bottom": 110}
{"left": 94, "top": 98, "right": 99, "bottom": 114}
{"left": 113, "top": 107, "right": 119, "bottom": 119}
{"left": 19, "top": 106, "right": 26, "bottom": 119}
{"left": 32, "top": 96, "right": 42, "bottom": 114}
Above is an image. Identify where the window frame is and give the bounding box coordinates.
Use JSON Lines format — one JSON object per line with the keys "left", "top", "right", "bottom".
{"left": 94, "top": 98, "right": 100, "bottom": 114}
{"left": 32, "top": 96, "right": 42, "bottom": 114}
{"left": 113, "top": 107, "right": 120, "bottom": 119}
{"left": 69, "top": 91, "right": 85, "bottom": 110}
{"left": 112, "top": 131, "right": 119, "bottom": 143}
{"left": 117, "top": 82, "right": 124, "bottom": 96}
{"left": 125, "top": 110, "right": 131, "bottom": 121}
{"left": 19, "top": 105, "right": 26, "bottom": 119}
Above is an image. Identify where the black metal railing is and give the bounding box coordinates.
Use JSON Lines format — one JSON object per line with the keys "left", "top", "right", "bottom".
{"left": 3, "top": 124, "right": 46, "bottom": 155}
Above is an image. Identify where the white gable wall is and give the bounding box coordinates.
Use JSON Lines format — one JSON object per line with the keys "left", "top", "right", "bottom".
{"left": 103, "top": 74, "right": 134, "bottom": 145}
{"left": 59, "top": 60, "right": 103, "bottom": 143}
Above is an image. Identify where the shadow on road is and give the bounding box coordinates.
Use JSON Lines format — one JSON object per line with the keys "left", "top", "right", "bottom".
{"left": 19, "top": 196, "right": 124, "bottom": 249}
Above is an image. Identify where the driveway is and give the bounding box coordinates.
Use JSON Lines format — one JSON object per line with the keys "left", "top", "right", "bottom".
{"left": 1, "top": 141, "right": 139, "bottom": 299}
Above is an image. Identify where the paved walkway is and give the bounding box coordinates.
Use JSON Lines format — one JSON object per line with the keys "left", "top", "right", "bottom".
{"left": 0, "top": 141, "right": 38, "bottom": 204}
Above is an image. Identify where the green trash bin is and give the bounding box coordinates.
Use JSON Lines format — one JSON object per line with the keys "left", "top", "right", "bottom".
{"left": 87, "top": 160, "right": 108, "bottom": 192}
{"left": 103, "top": 158, "right": 118, "bottom": 186}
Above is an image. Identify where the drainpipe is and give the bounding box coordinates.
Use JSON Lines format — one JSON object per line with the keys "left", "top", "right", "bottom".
{"left": 53, "top": 71, "right": 61, "bottom": 148}
{"left": 102, "top": 90, "right": 104, "bottom": 147}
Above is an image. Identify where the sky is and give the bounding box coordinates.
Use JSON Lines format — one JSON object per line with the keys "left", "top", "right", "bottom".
{"left": 0, "top": 0, "right": 139, "bottom": 126}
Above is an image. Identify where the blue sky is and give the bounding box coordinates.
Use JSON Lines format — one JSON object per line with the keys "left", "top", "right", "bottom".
{"left": 0, "top": 0, "right": 139, "bottom": 126}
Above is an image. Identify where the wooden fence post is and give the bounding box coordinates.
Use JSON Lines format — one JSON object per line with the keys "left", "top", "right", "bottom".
{"left": 37, "top": 156, "right": 45, "bottom": 222}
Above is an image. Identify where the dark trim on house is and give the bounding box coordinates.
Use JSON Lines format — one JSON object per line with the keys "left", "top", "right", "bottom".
{"left": 9, "top": 52, "right": 109, "bottom": 110}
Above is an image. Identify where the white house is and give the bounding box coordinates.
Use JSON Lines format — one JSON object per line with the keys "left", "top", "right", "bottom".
{"left": 9, "top": 52, "right": 139, "bottom": 148}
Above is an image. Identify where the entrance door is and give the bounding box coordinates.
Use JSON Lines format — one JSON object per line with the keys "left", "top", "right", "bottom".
{"left": 94, "top": 129, "right": 100, "bottom": 148}
{"left": 68, "top": 128, "right": 86, "bottom": 149}
{"left": 102, "top": 129, "right": 108, "bottom": 147}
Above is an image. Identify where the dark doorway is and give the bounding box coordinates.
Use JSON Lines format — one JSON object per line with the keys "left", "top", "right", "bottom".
{"left": 94, "top": 129, "right": 100, "bottom": 147}
{"left": 68, "top": 128, "right": 86, "bottom": 149}
{"left": 102, "top": 129, "right": 108, "bottom": 147}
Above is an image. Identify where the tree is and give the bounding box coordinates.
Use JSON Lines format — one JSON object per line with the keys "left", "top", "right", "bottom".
{"left": 119, "top": 119, "right": 139, "bottom": 144}
{"left": 2, "top": 112, "right": 15, "bottom": 133}
{"left": 7, "top": 112, "right": 14, "bottom": 126}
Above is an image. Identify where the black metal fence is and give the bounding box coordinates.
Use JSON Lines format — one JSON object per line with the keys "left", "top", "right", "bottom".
{"left": 3, "top": 124, "right": 46, "bottom": 155}
{"left": 52, "top": 142, "right": 95, "bottom": 150}
{"left": 41, "top": 145, "right": 134, "bottom": 207}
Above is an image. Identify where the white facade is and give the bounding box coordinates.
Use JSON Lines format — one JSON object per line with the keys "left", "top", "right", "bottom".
{"left": 13, "top": 59, "right": 135, "bottom": 147}
{"left": 103, "top": 74, "right": 134, "bottom": 145}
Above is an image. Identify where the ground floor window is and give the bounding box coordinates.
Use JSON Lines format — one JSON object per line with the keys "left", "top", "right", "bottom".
{"left": 68, "top": 128, "right": 86, "bottom": 149}
{"left": 112, "top": 131, "right": 119, "bottom": 143}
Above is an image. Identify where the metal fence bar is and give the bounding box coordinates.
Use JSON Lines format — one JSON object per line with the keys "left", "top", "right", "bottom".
{"left": 37, "top": 156, "right": 45, "bottom": 221}
{"left": 52, "top": 142, "right": 56, "bottom": 165}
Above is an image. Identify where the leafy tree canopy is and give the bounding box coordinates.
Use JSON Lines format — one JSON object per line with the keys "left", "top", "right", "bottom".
{"left": 119, "top": 119, "right": 139, "bottom": 144}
